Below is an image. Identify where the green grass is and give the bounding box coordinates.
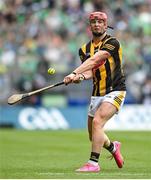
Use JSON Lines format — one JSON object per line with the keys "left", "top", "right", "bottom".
{"left": 0, "top": 129, "right": 151, "bottom": 179}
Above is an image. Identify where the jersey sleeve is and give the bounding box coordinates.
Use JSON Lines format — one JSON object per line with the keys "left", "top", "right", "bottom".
{"left": 79, "top": 48, "right": 86, "bottom": 63}
{"left": 101, "top": 38, "right": 120, "bottom": 56}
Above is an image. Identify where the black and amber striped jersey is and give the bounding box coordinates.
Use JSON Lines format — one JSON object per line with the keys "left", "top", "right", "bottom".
{"left": 79, "top": 34, "right": 126, "bottom": 96}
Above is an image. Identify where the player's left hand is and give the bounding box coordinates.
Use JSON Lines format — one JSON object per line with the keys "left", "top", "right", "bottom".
{"left": 63, "top": 73, "right": 76, "bottom": 85}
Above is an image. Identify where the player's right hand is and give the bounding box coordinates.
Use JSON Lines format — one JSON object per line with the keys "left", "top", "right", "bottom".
{"left": 72, "top": 74, "right": 84, "bottom": 83}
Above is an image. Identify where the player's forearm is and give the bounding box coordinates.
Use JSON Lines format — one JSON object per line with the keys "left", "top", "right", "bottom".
{"left": 74, "top": 50, "right": 110, "bottom": 74}
{"left": 82, "top": 70, "right": 93, "bottom": 80}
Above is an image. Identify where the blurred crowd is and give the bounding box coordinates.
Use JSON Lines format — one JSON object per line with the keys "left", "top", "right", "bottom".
{"left": 0, "top": 0, "right": 151, "bottom": 106}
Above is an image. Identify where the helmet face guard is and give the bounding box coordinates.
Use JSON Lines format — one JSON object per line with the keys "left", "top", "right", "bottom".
{"left": 89, "top": 12, "right": 108, "bottom": 28}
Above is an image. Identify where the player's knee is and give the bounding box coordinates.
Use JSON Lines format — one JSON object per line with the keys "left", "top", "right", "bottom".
{"left": 93, "top": 114, "right": 106, "bottom": 128}
{"left": 93, "top": 118, "right": 102, "bottom": 129}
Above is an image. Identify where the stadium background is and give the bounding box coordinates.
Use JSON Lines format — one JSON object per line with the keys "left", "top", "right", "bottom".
{"left": 0, "top": 0, "right": 151, "bottom": 106}
{"left": 0, "top": 0, "right": 151, "bottom": 178}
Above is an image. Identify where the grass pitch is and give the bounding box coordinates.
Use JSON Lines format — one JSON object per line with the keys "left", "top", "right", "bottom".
{"left": 0, "top": 129, "right": 151, "bottom": 179}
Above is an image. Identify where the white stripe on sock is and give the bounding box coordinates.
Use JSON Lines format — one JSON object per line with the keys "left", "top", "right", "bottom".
{"left": 112, "top": 144, "right": 116, "bottom": 153}
{"left": 88, "top": 160, "right": 98, "bottom": 166}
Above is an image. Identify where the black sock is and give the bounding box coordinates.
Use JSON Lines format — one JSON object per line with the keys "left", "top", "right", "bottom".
{"left": 89, "top": 152, "right": 100, "bottom": 163}
{"left": 105, "top": 142, "right": 114, "bottom": 153}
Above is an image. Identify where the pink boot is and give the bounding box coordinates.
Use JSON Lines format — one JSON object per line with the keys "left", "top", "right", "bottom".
{"left": 76, "top": 163, "right": 100, "bottom": 172}
{"left": 112, "top": 141, "right": 124, "bottom": 168}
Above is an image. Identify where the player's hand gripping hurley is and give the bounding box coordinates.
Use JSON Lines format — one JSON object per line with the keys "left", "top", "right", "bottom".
{"left": 7, "top": 81, "right": 64, "bottom": 105}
